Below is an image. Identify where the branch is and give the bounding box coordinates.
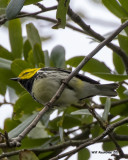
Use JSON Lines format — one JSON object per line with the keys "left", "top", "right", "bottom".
{"left": 1, "top": 134, "right": 128, "bottom": 159}
{"left": 88, "top": 106, "right": 124, "bottom": 157}
{"left": 97, "top": 98, "right": 128, "bottom": 109}
{"left": 21, "top": 14, "right": 86, "bottom": 35}
{"left": 17, "top": 4, "right": 57, "bottom": 18}
{"left": 1, "top": 4, "right": 128, "bottom": 75}
{"left": 50, "top": 117, "right": 128, "bottom": 160}
{"left": 0, "top": 4, "right": 57, "bottom": 25}
{"left": 0, "top": 102, "right": 14, "bottom": 106}
{"left": 102, "top": 134, "right": 128, "bottom": 142}
{"left": 73, "top": 98, "right": 128, "bottom": 109}
{"left": 0, "top": 17, "right": 127, "bottom": 149}
{"left": 67, "top": 7, "right": 128, "bottom": 74}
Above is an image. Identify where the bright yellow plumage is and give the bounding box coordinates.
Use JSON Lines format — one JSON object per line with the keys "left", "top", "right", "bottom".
{"left": 19, "top": 68, "right": 41, "bottom": 79}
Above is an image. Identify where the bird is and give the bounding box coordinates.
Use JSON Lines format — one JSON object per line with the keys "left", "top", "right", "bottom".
{"left": 11, "top": 67, "right": 118, "bottom": 106}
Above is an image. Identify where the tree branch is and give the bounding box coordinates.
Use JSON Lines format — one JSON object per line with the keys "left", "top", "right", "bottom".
{"left": 50, "top": 117, "right": 128, "bottom": 160}
{"left": 73, "top": 98, "right": 128, "bottom": 109}
{"left": 0, "top": 17, "right": 128, "bottom": 149}
{"left": 88, "top": 105, "right": 124, "bottom": 157}
{"left": 17, "top": 4, "right": 57, "bottom": 18}
{"left": 67, "top": 7, "right": 128, "bottom": 74}
{"left": 1, "top": 134, "right": 128, "bottom": 159}
{"left": 0, "top": 4, "right": 57, "bottom": 25}
{"left": 97, "top": 98, "right": 128, "bottom": 109}
{"left": 1, "top": 4, "right": 128, "bottom": 75}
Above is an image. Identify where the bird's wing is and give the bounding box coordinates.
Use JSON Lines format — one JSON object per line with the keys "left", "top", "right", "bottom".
{"left": 40, "top": 67, "right": 99, "bottom": 84}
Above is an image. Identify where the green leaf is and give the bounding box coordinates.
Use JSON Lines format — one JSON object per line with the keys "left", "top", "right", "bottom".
{"left": 8, "top": 112, "right": 38, "bottom": 138}
{"left": 110, "top": 101, "right": 128, "bottom": 116}
{"left": 2, "top": 0, "right": 43, "bottom": 7}
{"left": 38, "top": 152, "right": 53, "bottom": 160}
{"left": 6, "top": 0, "right": 25, "bottom": 20}
{"left": 0, "top": 68, "right": 23, "bottom": 94}
{"left": 28, "top": 122, "right": 48, "bottom": 139}
{"left": 102, "top": 141, "right": 116, "bottom": 151}
{"left": 81, "top": 115, "right": 93, "bottom": 124}
{"left": 33, "top": 44, "right": 44, "bottom": 67}
{"left": 0, "top": 0, "right": 8, "bottom": 8}
{"left": 19, "top": 150, "right": 39, "bottom": 160}
{"left": 121, "top": 19, "right": 128, "bottom": 35}
{"left": 27, "top": 50, "right": 35, "bottom": 67}
{"left": 103, "top": 126, "right": 128, "bottom": 150}
{"left": 119, "top": 0, "right": 128, "bottom": 13}
{"left": 0, "top": 45, "right": 13, "bottom": 60}
{"left": 24, "top": 0, "right": 42, "bottom": 5}
{"left": 62, "top": 115, "right": 81, "bottom": 129}
{"left": 59, "top": 127, "right": 64, "bottom": 142}
{"left": 20, "top": 137, "right": 51, "bottom": 149}
{"left": 78, "top": 148, "right": 90, "bottom": 160}
{"left": 118, "top": 34, "right": 128, "bottom": 55}
{"left": 44, "top": 50, "right": 50, "bottom": 67}
{"left": 50, "top": 45, "right": 66, "bottom": 68}
{"left": 26, "top": 23, "right": 41, "bottom": 48}
{"left": 117, "top": 84, "right": 128, "bottom": 99}
{"left": 53, "top": 0, "right": 70, "bottom": 29}
{"left": 14, "top": 93, "right": 42, "bottom": 119}
{"left": 23, "top": 39, "right": 32, "bottom": 61}
{"left": 0, "top": 8, "right": 6, "bottom": 16}
{"left": 71, "top": 109, "right": 91, "bottom": 115}
{"left": 113, "top": 52, "right": 125, "bottom": 74}
{"left": 0, "top": 81, "right": 6, "bottom": 95}
{"left": 91, "top": 124, "right": 101, "bottom": 138}
{"left": 8, "top": 87, "right": 17, "bottom": 103}
{"left": 123, "top": 89, "right": 128, "bottom": 96}
{"left": 102, "top": 97, "right": 111, "bottom": 122}
{"left": 102, "top": 0, "right": 128, "bottom": 18}
{"left": 67, "top": 56, "right": 110, "bottom": 73}
{"left": 93, "top": 73, "right": 128, "bottom": 81}
{"left": 9, "top": 19, "right": 23, "bottom": 58}
{"left": 49, "top": 115, "right": 81, "bottom": 130}
{"left": 0, "top": 58, "right": 11, "bottom": 69}
{"left": 11, "top": 59, "right": 31, "bottom": 76}
{"left": 4, "top": 118, "right": 20, "bottom": 132}
{"left": 115, "top": 124, "right": 128, "bottom": 135}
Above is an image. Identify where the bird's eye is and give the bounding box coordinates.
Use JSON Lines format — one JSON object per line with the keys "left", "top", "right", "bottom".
{"left": 22, "top": 72, "right": 29, "bottom": 76}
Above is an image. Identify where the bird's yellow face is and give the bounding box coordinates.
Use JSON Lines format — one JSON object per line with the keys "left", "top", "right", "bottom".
{"left": 18, "top": 68, "right": 41, "bottom": 79}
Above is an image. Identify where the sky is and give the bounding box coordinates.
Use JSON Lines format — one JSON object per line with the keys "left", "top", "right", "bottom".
{"left": 0, "top": 0, "right": 127, "bottom": 159}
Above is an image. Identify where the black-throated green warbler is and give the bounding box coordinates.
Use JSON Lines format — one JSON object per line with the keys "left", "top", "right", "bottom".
{"left": 11, "top": 67, "right": 118, "bottom": 106}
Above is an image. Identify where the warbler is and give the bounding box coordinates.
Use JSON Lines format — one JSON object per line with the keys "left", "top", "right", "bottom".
{"left": 11, "top": 67, "right": 118, "bottom": 106}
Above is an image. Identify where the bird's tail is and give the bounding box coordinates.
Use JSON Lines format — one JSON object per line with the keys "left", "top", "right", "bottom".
{"left": 95, "top": 83, "right": 119, "bottom": 97}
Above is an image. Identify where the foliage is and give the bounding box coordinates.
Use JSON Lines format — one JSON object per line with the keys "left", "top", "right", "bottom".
{"left": 0, "top": 0, "right": 128, "bottom": 160}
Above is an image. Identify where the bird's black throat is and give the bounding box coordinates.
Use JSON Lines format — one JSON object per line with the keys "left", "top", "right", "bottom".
{"left": 19, "top": 74, "right": 37, "bottom": 94}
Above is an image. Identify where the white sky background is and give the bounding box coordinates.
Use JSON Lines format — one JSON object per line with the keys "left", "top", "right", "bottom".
{"left": 0, "top": 0, "right": 127, "bottom": 159}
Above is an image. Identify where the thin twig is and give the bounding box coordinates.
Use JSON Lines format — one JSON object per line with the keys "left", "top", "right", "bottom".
{"left": 1, "top": 133, "right": 128, "bottom": 159}
{"left": 0, "top": 5, "right": 57, "bottom": 25}
{"left": 4, "top": 131, "right": 10, "bottom": 147}
{"left": 95, "top": 98, "right": 128, "bottom": 109}
{"left": 50, "top": 117, "right": 128, "bottom": 160}
{"left": 17, "top": 5, "right": 57, "bottom": 18}
{"left": 73, "top": 98, "right": 128, "bottom": 109}
{"left": 0, "top": 102, "right": 14, "bottom": 106}
{"left": 88, "top": 106, "right": 124, "bottom": 157}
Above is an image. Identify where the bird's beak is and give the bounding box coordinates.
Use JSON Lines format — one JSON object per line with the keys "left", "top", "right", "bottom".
{"left": 10, "top": 78, "right": 19, "bottom": 81}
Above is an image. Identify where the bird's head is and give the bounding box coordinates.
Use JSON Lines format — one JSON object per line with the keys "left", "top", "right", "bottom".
{"left": 11, "top": 68, "right": 41, "bottom": 93}
{"left": 11, "top": 68, "right": 41, "bottom": 81}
